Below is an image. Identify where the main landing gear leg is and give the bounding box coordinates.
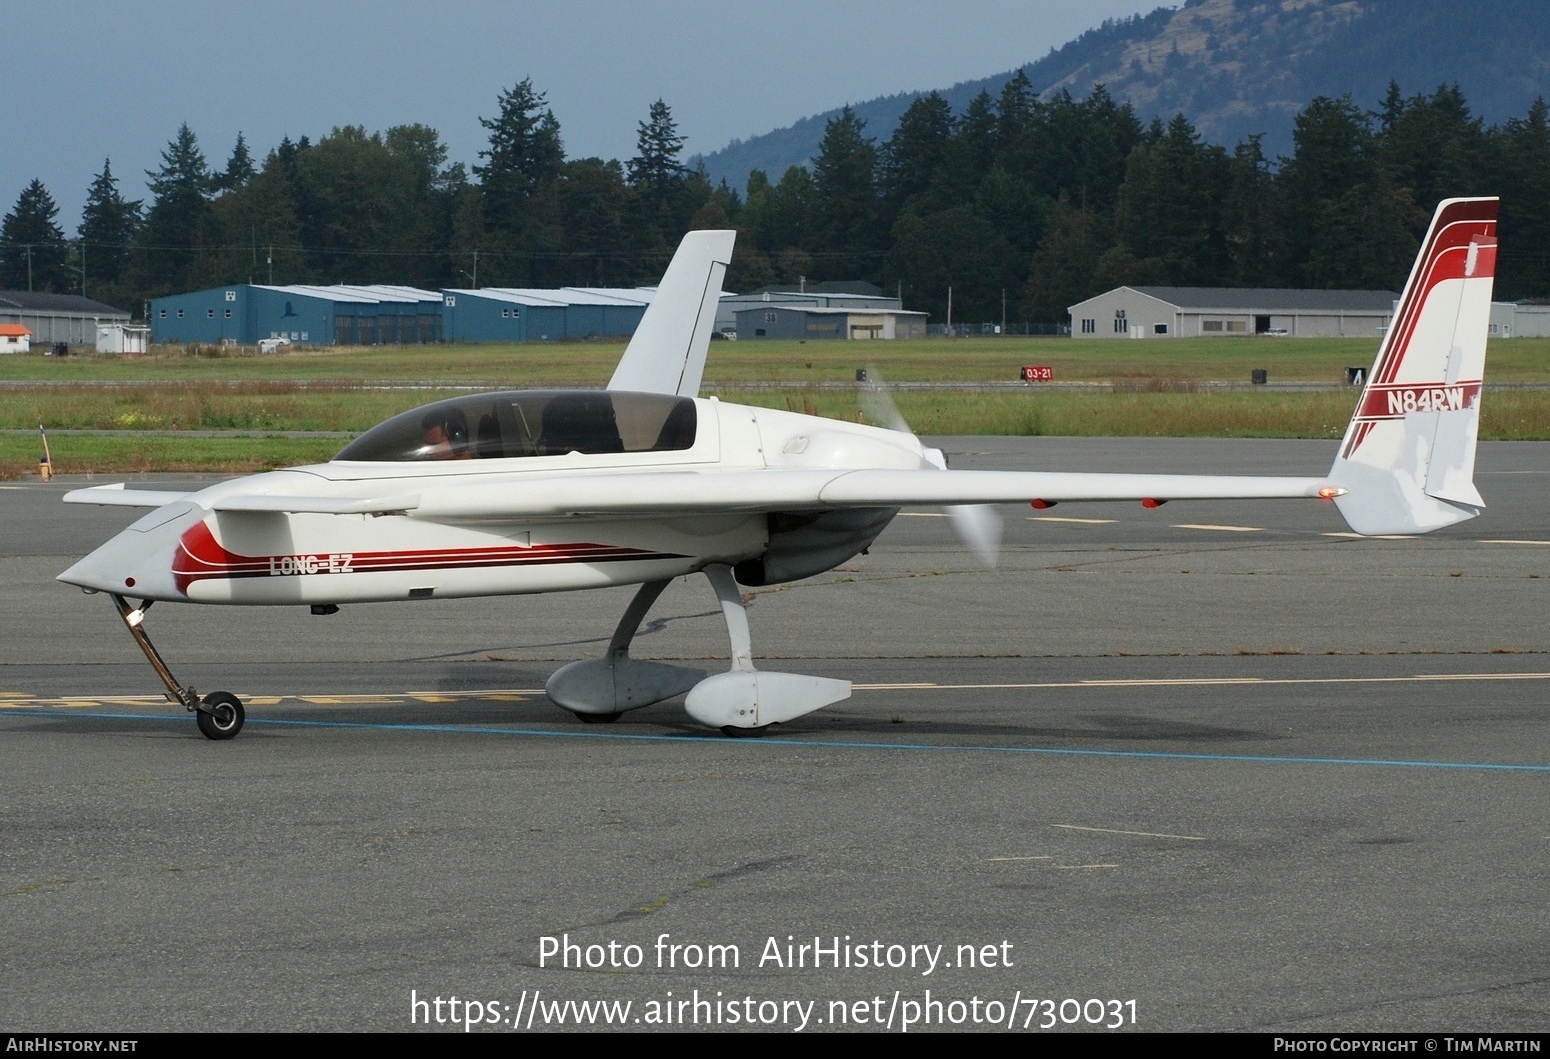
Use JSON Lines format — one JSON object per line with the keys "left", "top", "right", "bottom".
{"left": 545, "top": 579, "right": 708, "bottom": 721}
{"left": 683, "top": 564, "right": 851, "bottom": 736}
{"left": 110, "top": 594, "right": 245, "bottom": 740}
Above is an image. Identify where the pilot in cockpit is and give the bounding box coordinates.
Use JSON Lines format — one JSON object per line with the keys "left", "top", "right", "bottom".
{"left": 419, "top": 409, "right": 471, "bottom": 460}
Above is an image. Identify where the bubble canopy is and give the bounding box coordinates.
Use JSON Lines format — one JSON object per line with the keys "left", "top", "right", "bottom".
{"left": 333, "top": 390, "right": 699, "bottom": 463}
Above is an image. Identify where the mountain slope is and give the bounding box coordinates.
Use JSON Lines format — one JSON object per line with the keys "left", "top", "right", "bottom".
{"left": 697, "top": 0, "right": 1550, "bottom": 188}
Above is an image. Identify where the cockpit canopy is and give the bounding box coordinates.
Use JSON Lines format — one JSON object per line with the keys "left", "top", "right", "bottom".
{"left": 333, "top": 389, "right": 698, "bottom": 463}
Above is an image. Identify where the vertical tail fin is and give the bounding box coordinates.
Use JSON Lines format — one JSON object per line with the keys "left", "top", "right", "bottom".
{"left": 1328, "top": 197, "right": 1498, "bottom": 535}
{"left": 608, "top": 229, "right": 735, "bottom": 398}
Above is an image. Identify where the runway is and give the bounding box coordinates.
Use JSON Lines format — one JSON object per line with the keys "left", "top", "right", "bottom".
{"left": 3, "top": 437, "right": 1548, "bottom": 1032}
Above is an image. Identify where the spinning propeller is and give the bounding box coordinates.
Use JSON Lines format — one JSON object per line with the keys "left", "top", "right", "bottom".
{"left": 858, "top": 372, "right": 1003, "bottom": 567}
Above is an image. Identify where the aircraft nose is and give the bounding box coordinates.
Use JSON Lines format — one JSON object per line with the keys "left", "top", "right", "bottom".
{"left": 57, "top": 501, "right": 202, "bottom": 600}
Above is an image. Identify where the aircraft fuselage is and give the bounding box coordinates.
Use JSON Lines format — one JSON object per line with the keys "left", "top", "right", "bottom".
{"left": 58, "top": 392, "right": 920, "bottom": 606}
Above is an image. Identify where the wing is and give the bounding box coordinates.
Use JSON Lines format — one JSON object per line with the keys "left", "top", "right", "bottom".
{"left": 67, "top": 469, "right": 1327, "bottom": 522}
{"left": 389, "top": 468, "right": 1334, "bottom": 521}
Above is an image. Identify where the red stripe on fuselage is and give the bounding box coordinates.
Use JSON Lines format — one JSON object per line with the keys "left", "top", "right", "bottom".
{"left": 171, "top": 521, "right": 685, "bottom": 593}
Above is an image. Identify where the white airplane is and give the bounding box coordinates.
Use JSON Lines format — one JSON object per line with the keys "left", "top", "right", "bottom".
{"left": 60, "top": 198, "right": 1498, "bottom": 740}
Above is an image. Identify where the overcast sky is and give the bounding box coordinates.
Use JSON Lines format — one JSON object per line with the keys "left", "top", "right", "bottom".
{"left": 6, "top": 0, "right": 1161, "bottom": 230}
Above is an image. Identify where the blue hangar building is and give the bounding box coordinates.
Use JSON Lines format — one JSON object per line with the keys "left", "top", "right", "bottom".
{"left": 150, "top": 284, "right": 672, "bottom": 345}
{"left": 440, "top": 287, "right": 652, "bottom": 343}
{"left": 151, "top": 284, "right": 444, "bottom": 345}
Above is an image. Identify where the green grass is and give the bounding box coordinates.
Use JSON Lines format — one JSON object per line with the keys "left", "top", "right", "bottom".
{"left": 6, "top": 334, "right": 1548, "bottom": 385}
{"left": 3, "top": 381, "right": 469, "bottom": 432}
{"left": 726, "top": 389, "right": 1366, "bottom": 439}
{"left": 729, "top": 388, "right": 1550, "bottom": 440}
{"left": 4, "top": 336, "right": 1548, "bottom": 477}
{"left": 5, "top": 433, "right": 341, "bottom": 476}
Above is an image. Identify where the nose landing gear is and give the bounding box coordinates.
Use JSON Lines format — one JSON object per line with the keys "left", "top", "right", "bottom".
{"left": 111, "top": 594, "right": 246, "bottom": 740}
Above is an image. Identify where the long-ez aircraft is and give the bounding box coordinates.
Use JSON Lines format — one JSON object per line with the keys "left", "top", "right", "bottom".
{"left": 60, "top": 198, "right": 1499, "bottom": 739}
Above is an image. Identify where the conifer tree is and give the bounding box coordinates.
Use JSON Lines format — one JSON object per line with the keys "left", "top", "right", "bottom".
{"left": 78, "top": 159, "right": 142, "bottom": 293}
{"left": 879, "top": 91, "right": 955, "bottom": 224}
{"left": 627, "top": 99, "right": 692, "bottom": 255}
{"left": 474, "top": 79, "right": 564, "bottom": 283}
{"left": 218, "top": 131, "right": 256, "bottom": 191}
{"left": 137, "top": 123, "right": 216, "bottom": 293}
{"left": 812, "top": 106, "right": 878, "bottom": 279}
{"left": 628, "top": 99, "right": 687, "bottom": 198}
{"left": 0, "top": 179, "right": 70, "bottom": 292}
{"left": 1492, "top": 97, "right": 1550, "bottom": 298}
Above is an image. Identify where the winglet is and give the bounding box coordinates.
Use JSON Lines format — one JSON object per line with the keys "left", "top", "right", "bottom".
{"left": 1328, "top": 197, "right": 1498, "bottom": 535}
{"left": 608, "top": 230, "right": 735, "bottom": 398}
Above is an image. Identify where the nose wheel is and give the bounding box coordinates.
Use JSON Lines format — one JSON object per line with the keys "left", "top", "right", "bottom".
{"left": 195, "top": 692, "right": 246, "bottom": 740}
{"left": 111, "top": 594, "right": 248, "bottom": 741}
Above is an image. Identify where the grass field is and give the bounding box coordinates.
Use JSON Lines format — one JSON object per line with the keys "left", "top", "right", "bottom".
{"left": 6, "top": 334, "right": 1550, "bottom": 385}
{"left": 4, "top": 335, "right": 1548, "bottom": 477}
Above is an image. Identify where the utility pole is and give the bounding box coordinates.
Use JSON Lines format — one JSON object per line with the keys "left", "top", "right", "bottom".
{"left": 67, "top": 242, "right": 86, "bottom": 297}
